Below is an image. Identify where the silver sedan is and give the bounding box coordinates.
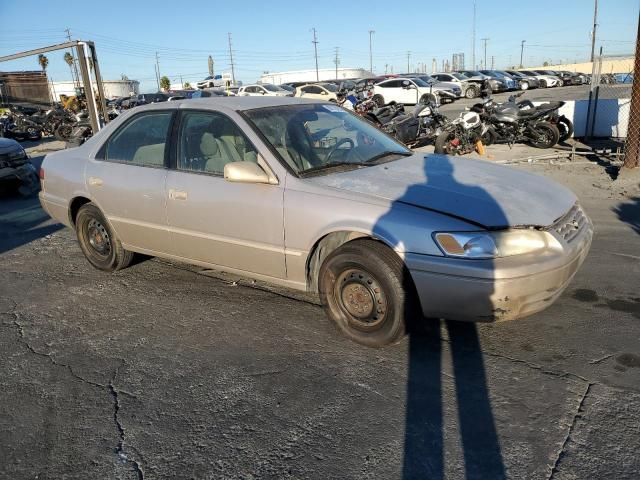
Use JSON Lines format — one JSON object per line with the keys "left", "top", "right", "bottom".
{"left": 39, "top": 97, "right": 592, "bottom": 346}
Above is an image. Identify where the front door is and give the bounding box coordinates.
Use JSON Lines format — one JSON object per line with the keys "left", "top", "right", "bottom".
{"left": 85, "top": 111, "right": 173, "bottom": 253}
{"left": 165, "top": 110, "right": 286, "bottom": 279}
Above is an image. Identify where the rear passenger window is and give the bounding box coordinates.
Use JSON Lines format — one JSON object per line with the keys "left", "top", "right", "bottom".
{"left": 178, "top": 112, "right": 258, "bottom": 175}
{"left": 105, "top": 112, "right": 172, "bottom": 167}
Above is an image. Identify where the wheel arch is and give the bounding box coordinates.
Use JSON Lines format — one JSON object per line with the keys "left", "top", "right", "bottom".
{"left": 68, "top": 195, "right": 92, "bottom": 226}
{"left": 305, "top": 230, "right": 403, "bottom": 293}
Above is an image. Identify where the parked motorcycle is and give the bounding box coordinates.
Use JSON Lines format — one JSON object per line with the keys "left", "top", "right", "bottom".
{"left": 471, "top": 92, "right": 560, "bottom": 149}
{"left": 433, "top": 110, "right": 488, "bottom": 155}
{"left": 517, "top": 98, "right": 573, "bottom": 142}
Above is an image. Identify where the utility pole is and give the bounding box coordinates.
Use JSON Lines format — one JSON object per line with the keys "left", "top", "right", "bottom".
{"left": 228, "top": 33, "right": 236, "bottom": 85}
{"left": 590, "top": 0, "right": 599, "bottom": 63}
{"left": 368, "top": 30, "right": 375, "bottom": 73}
{"left": 155, "top": 51, "right": 160, "bottom": 91}
{"left": 472, "top": 0, "right": 476, "bottom": 71}
{"left": 385, "top": 63, "right": 388, "bottom": 74}
{"left": 311, "top": 28, "right": 319, "bottom": 81}
{"left": 520, "top": 40, "right": 526, "bottom": 68}
{"left": 622, "top": 10, "right": 640, "bottom": 169}
{"left": 334, "top": 47, "right": 340, "bottom": 79}
{"left": 491, "top": 56, "right": 495, "bottom": 69}
{"left": 481, "top": 38, "right": 489, "bottom": 70}
{"left": 208, "top": 55, "right": 214, "bottom": 77}
{"left": 406, "top": 51, "right": 411, "bottom": 73}
{"left": 64, "top": 28, "right": 81, "bottom": 88}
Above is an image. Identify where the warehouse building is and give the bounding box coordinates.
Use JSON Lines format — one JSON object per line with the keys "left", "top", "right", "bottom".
{"left": 260, "top": 67, "right": 373, "bottom": 85}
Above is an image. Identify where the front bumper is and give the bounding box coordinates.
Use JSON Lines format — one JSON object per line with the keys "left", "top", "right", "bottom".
{"left": 405, "top": 212, "right": 593, "bottom": 322}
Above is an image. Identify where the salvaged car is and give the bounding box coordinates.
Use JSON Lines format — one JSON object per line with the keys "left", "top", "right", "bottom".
{"left": 0, "top": 137, "right": 38, "bottom": 196}
{"left": 39, "top": 97, "right": 592, "bottom": 347}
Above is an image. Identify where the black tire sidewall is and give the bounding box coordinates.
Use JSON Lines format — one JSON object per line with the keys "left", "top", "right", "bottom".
{"left": 529, "top": 122, "right": 559, "bottom": 148}
{"left": 319, "top": 242, "right": 409, "bottom": 347}
{"left": 75, "top": 204, "right": 120, "bottom": 272}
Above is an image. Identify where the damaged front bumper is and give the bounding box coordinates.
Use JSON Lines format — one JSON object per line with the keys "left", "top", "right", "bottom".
{"left": 406, "top": 214, "right": 593, "bottom": 322}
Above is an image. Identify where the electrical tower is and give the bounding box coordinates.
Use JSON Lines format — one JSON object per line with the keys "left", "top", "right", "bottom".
{"left": 227, "top": 33, "right": 236, "bottom": 85}
{"left": 312, "top": 28, "right": 319, "bottom": 81}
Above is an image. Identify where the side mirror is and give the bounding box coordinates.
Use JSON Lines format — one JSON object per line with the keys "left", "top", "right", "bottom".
{"left": 224, "top": 161, "right": 272, "bottom": 184}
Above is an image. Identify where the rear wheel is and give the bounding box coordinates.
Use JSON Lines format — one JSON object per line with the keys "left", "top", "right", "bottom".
{"left": 318, "top": 239, "right": 416, "bottom": 347}
{"left": 372, "top": 94, "right": 385, "bottom": 107}
{"left": 75, "top": 203, "right": 134, "bottom": 272}
{"left": 465, "top": 85, "right": 479, "bottom": 99}
{"left": 557, "top": 115, "right": 574, "bottom": 142}
{"left": 54, "top": 124, "right": 73, "bottom": 141}
{"left": 528, "top": 122, "right": 560, "bottom": 149}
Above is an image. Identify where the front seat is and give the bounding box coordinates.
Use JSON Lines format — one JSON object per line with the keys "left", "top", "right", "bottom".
{"left": 200, "top": 132, "right": 226, "bottom": 174}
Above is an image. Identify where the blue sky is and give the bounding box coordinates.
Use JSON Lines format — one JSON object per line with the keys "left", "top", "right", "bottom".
{"left": 1, "top": 0, "right": 638, "bottom": 92}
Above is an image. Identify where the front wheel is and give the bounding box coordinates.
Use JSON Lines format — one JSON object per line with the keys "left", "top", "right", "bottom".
{"left": 318, "top": 239, "right": 417, "bottom": 347}
{"left": 75, "top": 203, "right": 134, "bottom": 272}
{"left": 465, "top": 86, "right": 479, "bottom": 99}
{"left": 528, "top": 122, "right": 560, "bottom": 149}
{"left": 434, "top": 129, "right": 463, "bottom": 155}
{"left": 54, "top": 124, "right": 73, "bottom": 141}
{"left": 419, "top": 94, "right": 436, "bottom": 105}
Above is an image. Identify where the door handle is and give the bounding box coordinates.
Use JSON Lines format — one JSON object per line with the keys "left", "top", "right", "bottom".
{"left": 169, "top": 189, "right": 188, "bottom": 201}
{"left": 88, "top": 176, "right": 103, "bottom": 187}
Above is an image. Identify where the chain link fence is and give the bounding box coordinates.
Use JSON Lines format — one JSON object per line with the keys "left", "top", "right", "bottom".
{"left": 583, "top": 53, "right": 633, "bottom": 141}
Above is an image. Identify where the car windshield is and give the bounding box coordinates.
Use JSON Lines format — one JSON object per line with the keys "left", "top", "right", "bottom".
{"left": 245, "top": 104, "right": 412, "bottom": 176}
{"left": 319, "top": 83, "right": 338, "bottom": 92}
{"left": 451, "top": 73, "right": 467, "bottom": 80}
{"left": 263, "top": 84, "right": 283, "bottom": 92}
{"left": 410, "top": 78, "right": 430, "bottom": 87}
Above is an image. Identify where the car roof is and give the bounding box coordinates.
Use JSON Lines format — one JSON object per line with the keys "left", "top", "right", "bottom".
{"left": 132, "top": 96, "right": 319, "bottom": 112}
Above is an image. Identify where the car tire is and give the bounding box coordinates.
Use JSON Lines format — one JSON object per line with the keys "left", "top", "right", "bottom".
{"left": 318, "top": 239, "right": 417, "bottom": 347}
{"left": 465, "top": 86, "right": 479, "bottom": 99}
{"left": 75, "top": 203, "right": 134, "bottom": 272}
{"left": 419, "top": 94, "right": 436, "bottom": 105}
{"left": 372, "top": 94, "right": 385, "bottom": 107}
{"left": 540, "top": 80, "right": 548, "bottom": 88}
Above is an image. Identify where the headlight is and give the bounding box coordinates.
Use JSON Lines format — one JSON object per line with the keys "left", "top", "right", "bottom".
{"left": 434, "top": 230, "right": 561, "bottom": 259}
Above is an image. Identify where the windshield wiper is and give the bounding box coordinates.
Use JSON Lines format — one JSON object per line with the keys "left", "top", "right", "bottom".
{"left": 299, "top": 161, "right": 368, "bottom": 177}
{"left": 365, "top": 150, "right": 413, "bottom": 164}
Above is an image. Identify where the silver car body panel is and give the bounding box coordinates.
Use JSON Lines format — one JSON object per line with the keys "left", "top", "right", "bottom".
{"left": 39, "top": 97, "right": 592, "bottom": 323}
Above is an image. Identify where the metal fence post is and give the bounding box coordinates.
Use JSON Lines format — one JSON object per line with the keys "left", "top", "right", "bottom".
{"left": 623, "top": 12, "right": 640, "bottom": 168}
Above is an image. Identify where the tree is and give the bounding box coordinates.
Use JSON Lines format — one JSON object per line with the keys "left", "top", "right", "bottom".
{"left": 183, "top": 81, "right": 192, "bottom": 89}
{"left": 63, "top": 52, "right": 75, "bottom": 81}
{"left": 160, "top": 76, "right": 170, "bottom": 91}
{"left": 38, "top": 54, "right": 49, "bottom": 72}
{"left": 543, "top": 61, "right": 550, "bottom": 67}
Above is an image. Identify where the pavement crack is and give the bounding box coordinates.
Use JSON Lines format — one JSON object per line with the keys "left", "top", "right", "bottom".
{"left": 589, "top": 353, "right": 614, "bottom": 365}
{"left": 547, "top": 382, "right": 593, "bottom": 480}
{"left": 109, "top": 361, "right": 145, "bottom": 480}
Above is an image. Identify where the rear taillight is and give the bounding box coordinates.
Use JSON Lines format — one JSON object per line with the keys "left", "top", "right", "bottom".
{"left": 39, "top": 168, "right": 45, "bottom": 180}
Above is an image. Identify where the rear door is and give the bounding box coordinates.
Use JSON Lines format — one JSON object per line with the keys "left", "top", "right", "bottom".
{"left": 85, "top": 110, "right": 173, "bottom": 253}
{"left": 165, "top": 109, "right": 285, "bottom": 278}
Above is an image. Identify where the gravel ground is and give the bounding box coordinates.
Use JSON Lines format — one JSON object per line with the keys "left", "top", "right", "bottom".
{"left": 0, "top": 138, "right": 639, "bottom": 479}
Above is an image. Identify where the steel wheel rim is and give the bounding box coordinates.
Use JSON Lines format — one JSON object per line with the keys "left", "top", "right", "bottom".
{"left": 86, "top": 218, "right": 111, "bottom": 257}
{"left": 335, "top": 268, "right": 387, "bottom": 331}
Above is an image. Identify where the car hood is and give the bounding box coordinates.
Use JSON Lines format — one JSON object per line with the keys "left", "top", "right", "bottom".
{"left": 0, "top": 137, "right": 23, "bottom": 154}
{"left": 433, "top": 81, "right": 460, "bottom": 90}
{"left": 307, "top": 154, "right": 576, "bottom": 229}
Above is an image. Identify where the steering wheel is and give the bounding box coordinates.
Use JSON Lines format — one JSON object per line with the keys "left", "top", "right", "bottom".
{"left": 326, "top": 137, "right": 355, "bottom": 162}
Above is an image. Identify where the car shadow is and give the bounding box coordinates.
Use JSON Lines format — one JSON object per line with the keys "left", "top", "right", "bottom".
{"left": 613, "top": 196, "right": 640, "bottom": 236}
{"left": 0, "top": 193, "right": 62, "bottom": 255}
{"left": 372, "top": 154, "right": 506, "bottom": 479}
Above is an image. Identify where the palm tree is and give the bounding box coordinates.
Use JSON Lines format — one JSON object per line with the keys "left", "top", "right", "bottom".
{"left": 63, "top": 52, "right": 76, "bottom": 83}
{"left": 160, "top": 76, "right": 170, "bottom": 91}
{"left": 38, "top": 54, "right": 49, "bottom": 72}
{"left": 183, "top": 81, "right": 192, "bottom": 89}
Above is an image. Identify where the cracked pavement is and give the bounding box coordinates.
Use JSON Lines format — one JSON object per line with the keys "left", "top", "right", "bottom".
{"left": 1, "top": 148, "right": 639, "bottom": 479}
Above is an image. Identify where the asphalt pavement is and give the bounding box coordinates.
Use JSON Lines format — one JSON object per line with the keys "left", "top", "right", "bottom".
{"left": 1, "top": 135, "right": 640, "bottom": 479}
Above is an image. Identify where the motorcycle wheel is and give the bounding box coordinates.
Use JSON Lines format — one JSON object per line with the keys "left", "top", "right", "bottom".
{"left": 26, "top": 127, "right": 41, "bottom": 141}
{"left": 55, "top": 124, "right": 74, "bottom": 141}
{"left": 528, "top": 122, "right": 560, "bottom": 149}
{"left": 481, "top": 128, "right": 497, "bottom": 146}
{"left": 372, "top": 95, "right": 385, "bottom": 107}
{"left": 434, "top": 130, "right": 461, "bottom": 155}
{"left": 557, "top": 116, "right": 574, "bottom": 142}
